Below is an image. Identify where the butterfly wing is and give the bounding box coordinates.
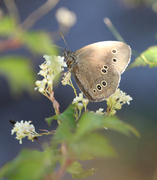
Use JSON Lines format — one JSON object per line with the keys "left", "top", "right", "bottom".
{"left": 71, "top": 56, "right": 120, "bottom": 101}
{"left": 75, "top": 41, "right": 131, "bottom": 74}
{"left": 71, "top": 41, "right": 131, "bottom": 102}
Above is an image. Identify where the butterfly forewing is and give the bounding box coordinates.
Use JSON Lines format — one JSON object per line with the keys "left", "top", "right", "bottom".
{"left": 75, "top": 41, "right": 131, "bottom": 74}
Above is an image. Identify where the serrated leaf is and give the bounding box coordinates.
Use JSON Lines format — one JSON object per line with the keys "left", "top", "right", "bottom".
{"left": 67, "top": 161, "right": 97, "bottom": 179}
{"left": 58, "top": 104, "right": 76, "bottom": 129}
{"left": 0, "top": 16, "right": 17, "bottom": 36}
{"left": 75, "top": 112, "right": 140, "bottom": 138}
{"left": 67, "top": 161, "right": 84, "bottom": 174}
{"left": 102, "top": 116, "right": 140, "bottom": 138}
{"left": 53, "top": 120, "right": 73, "bottom": 144}
{"left": 23, "top": 31, "right": 57, "bottom": 55}
{"left": 51, "top": 105, "right": 76, "bottom": 144}
{"left": 72, "top": 133, "right": 117, "bottom": 158}
{"left": 77, "top": 152, "right": 94, "bottom": 161}
{"left": 0, "top": 55, "right": 36, "bottom": 96}
{"left": 0, "top": 148, "right": 57, "bottom": 180}
{"left": 46, "top": 104, "right": 76, "bottom": 128}
{"left": 128, "top": 46, "right": 157, "bottom": 69}
{"left": 71, "top": 168, "right": 97, "bottom": 179}
{"left": 45, "top": 116, "right": 54, "bottom": 126}
{"left": 75, "top": 112, "right": 104, "bottom": 138}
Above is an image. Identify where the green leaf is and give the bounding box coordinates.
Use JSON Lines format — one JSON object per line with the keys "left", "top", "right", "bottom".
{"left": 77, "top": 152, "right": 94, "bottom": 161}
{"left": 75, "top": 112, "right": 105, "bottom": 138}
{"left": 128, "top": 46, "right": 157, "bottom": 69}
{"left": 0, "top": 16, "right": 17, "bottom": 36}
{"left": 102, "top": 116, "right": 140, "bottom": 138}
{"left": 67, "top": 161, "right": 97, "bottom": 179}
{"left": 46, "top": 104, "right": 76, "bottom": 128}
{"left": 67, "top": 161, "right": 84, "bottom": 174}
{"left": 75, "top": 112, "right": 140, "bottom": 138}
{"left": 45, "top": 116, "right": 54, "bottom": 126}
{"left": 51, "top": 105, "right": 76, "bottom": 144}
{"left": 72, "top": 133, "right": 117, "bottom": 158}
{"left": 58, "top": 104, "right": 76, "bottom": 129}
{"left": 0, "top": 148, "right": 57, "bottom": 180}
{"left": 23, "top": 31, "right": 57, "bottom": 55}
{"left": 71, "top": 168, "right": 97, "bottom": 179}
{"left": 0, "top": 55, "right": 36, "bottom": 96}
{"left": 53, "top": 112, "right": 139, "bottom": 160}
{"left": 53, "top": 120, "right": 74, "bottom": 144}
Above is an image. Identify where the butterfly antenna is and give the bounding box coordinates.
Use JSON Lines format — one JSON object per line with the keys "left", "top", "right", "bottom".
{"left": 60, "top": 32, "right": 69, "bottom": 50}
{"left": 53, "top": 44, "right": 64, "bottom": 50}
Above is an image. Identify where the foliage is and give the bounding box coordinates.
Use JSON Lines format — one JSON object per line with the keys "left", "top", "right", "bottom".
{"left": 0, "top": 105, "right": 139, "bottom": 180}
{"left": 0, "top": 55, "right": 36, "bottom": 95}
{"left": 128, "top": 46, "right": 157, "bottom": 69}
{"left": 0, "top": 15, "right": 57, "bottom": 96}
{"left": 0, "top": 0, "right": 156, "bottom": 180}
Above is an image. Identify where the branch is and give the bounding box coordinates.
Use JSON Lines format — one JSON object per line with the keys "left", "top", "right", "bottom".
{"left": 21, "top": 0, "right": 60, "bottom": 30}
{"left": 0, "top": 39, "right": 22, "bottom": 52}
{"left": 4, "top": 0, "right": 20, "bottom": 25}
{"left": 45, "top": 143, "right": 75, "bottom": 180}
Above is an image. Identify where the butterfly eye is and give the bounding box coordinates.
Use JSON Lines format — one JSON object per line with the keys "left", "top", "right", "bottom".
{"left": 112, "top": 58, "right": 118, "bottom": 63}
{"left": 111, "top": 49, "right": 117, "bottom": 54}
{"left": 96, "top": 84, "right": 102, "bottom": 91}
{"left": 101, "top": 80, "right": 107, "bottom": 87}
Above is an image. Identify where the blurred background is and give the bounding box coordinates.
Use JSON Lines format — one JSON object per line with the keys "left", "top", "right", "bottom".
{"left": 0, "top": 0, "right": 157, "bottom": 180}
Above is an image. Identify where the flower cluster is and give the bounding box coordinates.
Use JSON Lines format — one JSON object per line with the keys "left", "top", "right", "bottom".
{"left": 35, "top": 55, "right": 66, "bottom": 94}
{"left": 72, "top": 93, "right": 89, "bottom": 112}
{"left": 11, "top": 121, "right": 38, "bottom": 144}
{"left": 106, "top": 88, "right": 133, "bottom": 116}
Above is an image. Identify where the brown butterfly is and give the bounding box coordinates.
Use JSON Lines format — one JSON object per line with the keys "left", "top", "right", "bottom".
{"left": 63, "top": 41, "right": 131, "bottom": 102}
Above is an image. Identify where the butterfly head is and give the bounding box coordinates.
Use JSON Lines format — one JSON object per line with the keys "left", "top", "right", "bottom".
{"left": 63, "top": 49, "right": 76, "bottom": 70}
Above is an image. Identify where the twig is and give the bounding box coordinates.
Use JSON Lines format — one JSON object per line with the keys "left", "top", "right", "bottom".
{"left": 54, "top": 143, "right": 75, "bottom": 180}
{"left": 54, "top": 158, "right": 74, "bottom": 180}
{"left": 45, "top": 143, "right": 75, "bottom": 180}
{"left": 4, "top": 0, "right": 20, "bottom": 25}
{"left": 21, "top": 0, "right": 60, "bottom": 30}
{"left": 0, "top": 39, "right": 22, "bottom": 52}
{"left": 50, "top": 91, "right": 60, "bottom": 115}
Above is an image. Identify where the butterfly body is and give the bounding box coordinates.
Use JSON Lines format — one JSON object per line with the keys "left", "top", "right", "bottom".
{"left": 63, "top": 41, "right": 131, "bottom": 102}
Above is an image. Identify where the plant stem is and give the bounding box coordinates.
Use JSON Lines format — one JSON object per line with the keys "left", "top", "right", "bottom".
{"left": 46, "top": 143, "right": 75, "bottom": 180}
{"left": 104, "top": 17, "right": 125, "bottom": 42}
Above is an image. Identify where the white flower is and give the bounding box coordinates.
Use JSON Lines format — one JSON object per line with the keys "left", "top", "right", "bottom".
{"left": 77, "top": 102, "right": 83, "bottom": 111}
{"left": 72, "top": 93, "right": 84, "bottom": 104}
{"left": 96, "top": 108, "right": 104, "bottom": 115}
{"left": 42, "top": 55, "right": 66, "bottom": 75}
{"left": 11, "top": 120, "right": 38, "bottom": 144}
{"left": 117, "top": 89, "right": 133, "bottom": 105}
{"left": 56, "top": 56, "right": 67, "bottom": 67}
{"left": 106, "top": 88, "right": 133, "bottom": 116}
{"left": 82, "top": 98, "right": 89, "bottom": 107}
{"left": 35, "top": 80, "right": 46, "bottom": 92}
{"left": 72, "top": 93, "right": 89, "bottom": 111}
{"left": 61, "top": 71, "right": 71, "bottom": 85}
{"left": 35, "top": 55, "right": 66, "bottom": 94}
{"left": 55, "top": 7, "right": 77, "bottom": 27}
